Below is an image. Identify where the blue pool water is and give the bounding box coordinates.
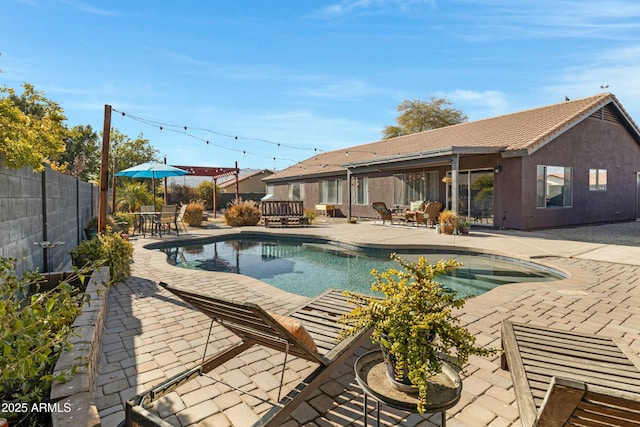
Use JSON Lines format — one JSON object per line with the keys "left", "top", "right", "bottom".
{"left": 159, "top": 237, "right": 563, "bottom": 297}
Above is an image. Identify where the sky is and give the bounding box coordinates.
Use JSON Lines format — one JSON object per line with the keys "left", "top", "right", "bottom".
{"left": 2, "top": 0, "right": 640, "bottom": 172}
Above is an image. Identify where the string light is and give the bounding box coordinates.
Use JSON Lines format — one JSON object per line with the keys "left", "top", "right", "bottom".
{"left": 113, "top": 108, "right": 382, "bottom": 170}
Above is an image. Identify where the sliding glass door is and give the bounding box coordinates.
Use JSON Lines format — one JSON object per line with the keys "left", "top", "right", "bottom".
{"left": 446, "top": 169, "right": 494, "bottom": 224}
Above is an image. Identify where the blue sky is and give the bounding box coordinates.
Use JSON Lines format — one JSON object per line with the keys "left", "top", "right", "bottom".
{"left": 2, "top": 1, "right": 640, "bottom": 171}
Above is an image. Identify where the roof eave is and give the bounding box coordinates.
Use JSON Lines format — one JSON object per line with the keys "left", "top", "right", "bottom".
{"left": 342, "top": 146, "right": 504, "bottom": 169}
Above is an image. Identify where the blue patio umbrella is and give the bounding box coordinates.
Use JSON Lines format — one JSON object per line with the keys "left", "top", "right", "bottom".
{"left": 115, "top": 161, "right": 189, "bottom": 210}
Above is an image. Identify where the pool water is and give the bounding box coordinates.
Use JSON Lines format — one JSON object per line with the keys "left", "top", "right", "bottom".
{"left": 160, "top": 238, "right": 563, "bottom": 298}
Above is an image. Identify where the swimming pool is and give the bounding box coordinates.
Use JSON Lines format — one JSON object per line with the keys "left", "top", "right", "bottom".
{"left": 158, "top": 236, "right": 564, "bottom": 297}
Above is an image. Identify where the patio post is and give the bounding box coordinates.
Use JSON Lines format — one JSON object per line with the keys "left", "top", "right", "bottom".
{"left": 451, "top": 155, "right": 459, "bottom": 214}
{"left": 98, "top": 105, "right": 112, "bottom": 232}
{"left": 347, "top": 169, "right": 353, "bottom": 221}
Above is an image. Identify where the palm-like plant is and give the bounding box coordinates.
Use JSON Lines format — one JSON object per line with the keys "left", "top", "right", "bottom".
{"left": 116, "top": 182, "right": 154, "bottom": 212}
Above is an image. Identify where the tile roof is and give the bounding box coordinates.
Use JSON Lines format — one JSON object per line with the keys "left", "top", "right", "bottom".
{"left": 266, "top": 93, "right": 639, "bottom": 181}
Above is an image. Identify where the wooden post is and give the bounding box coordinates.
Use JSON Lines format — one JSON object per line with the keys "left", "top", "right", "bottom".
{"left": 111, "top": 155, "right": 117, "bottom": 214}
{"left": 163, "top": 156, "right": 168, "bottom": 205}
{"left": 98, "top": 105, "right": 112, "bottom": 232}
{"left": 235, "top": 161, "right": 239, "bottom": 202}
{"left": 213, "top": 177, "right": 217, "bottom": 218}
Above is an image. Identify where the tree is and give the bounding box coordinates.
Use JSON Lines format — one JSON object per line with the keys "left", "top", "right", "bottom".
{"left": 382, "top": 97, "right": 467, "bottom": 139}
{"left": 55, "top": 124, "right": 100, "bottom": 181}
{"left": 196, "top": 181, "right": 222, "bottom": 210}
{"left": 0, "top": 83, "right": 67, "bottom": 170}
{"left": 109, "top": 129, "right": 158, "bottom": 176}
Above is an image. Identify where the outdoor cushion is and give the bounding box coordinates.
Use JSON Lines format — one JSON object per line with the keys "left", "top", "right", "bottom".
{"left": 410, "top": 201, "right": 425, "bottom": 211}
{"left": 270, "top": 313, "right": 318, "bottom": 353}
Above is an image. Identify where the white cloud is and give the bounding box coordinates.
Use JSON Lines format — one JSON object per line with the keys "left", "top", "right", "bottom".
{"left": 289, "top": 80, "right": 370, "bottom": 99}
{"left": 438, "top": 90, "right": 510, "bottom": 119}
{"left": 312, "top": 0, "right": 435, "bottom": 19}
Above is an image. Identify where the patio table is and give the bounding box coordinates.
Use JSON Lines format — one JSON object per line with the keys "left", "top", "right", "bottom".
{"left": 132, "top": 212, "right": 160, "bottom": 237}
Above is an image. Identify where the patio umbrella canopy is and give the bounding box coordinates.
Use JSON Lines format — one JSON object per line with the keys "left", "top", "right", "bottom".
{"left": 115, "top": 161, "right": 189, "bottom": 210}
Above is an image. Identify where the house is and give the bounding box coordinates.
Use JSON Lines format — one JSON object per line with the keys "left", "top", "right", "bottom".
{"left": 263, "top": 93, "right": 640, "bottom": 230}
{"left": 218, "top": 168, "right": 274, "bottom": 194}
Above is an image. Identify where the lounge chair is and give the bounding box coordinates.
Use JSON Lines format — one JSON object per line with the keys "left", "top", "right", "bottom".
{"left": 124, "top": 284, "right": 371, "bottom": 427}
{"left": 501, "top": 320, "right": 640, "bottom": 426}
{"left": 372, "top": 201, "right": 393, "bottom": 224}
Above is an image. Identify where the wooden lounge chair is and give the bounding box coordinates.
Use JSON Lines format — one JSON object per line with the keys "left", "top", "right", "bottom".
{"left": 501, "top": 320, "right": 640, "bottom": 426}
{"left": 372, "top": 201, "right": 393, "bottom": 224}
{"left": 124, "top": 285, "right": 371, "bottom": 427}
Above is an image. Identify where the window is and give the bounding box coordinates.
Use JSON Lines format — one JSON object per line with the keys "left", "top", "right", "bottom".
{"left": 536, "top": 165, "right": 572, "bottom": 208}
{"left": 288, "top": 182, "right": 304, "bottom": 201}
{"left": 352, "top": 176, "right": 368, "bottom": 205}
{"left": 393, "top": 171, "right": 438, "bottom": 206}
{"left": 265, "top": 184, "right": 274, "bottom": 195}
{"left": 589, "top": 169, "right": 607, "bottom": 191}
{"left": 319, "top": 179, "right": 342, "bottom": 204}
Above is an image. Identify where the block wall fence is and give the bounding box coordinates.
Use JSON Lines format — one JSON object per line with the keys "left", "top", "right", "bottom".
{"left": 0, "top": 154, "right": 98, "bottom": 275}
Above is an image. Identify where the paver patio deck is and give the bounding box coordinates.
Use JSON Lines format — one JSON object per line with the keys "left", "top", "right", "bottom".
{"left": 94, "top": 220, "right": 640, "bottom": 426}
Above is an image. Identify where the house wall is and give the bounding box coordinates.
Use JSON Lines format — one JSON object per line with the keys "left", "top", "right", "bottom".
{"left": 517, "top": 116, "right": 640, "bottom": 229}
{"left": 221, "top": 171, "right": 272, "bottom": 194}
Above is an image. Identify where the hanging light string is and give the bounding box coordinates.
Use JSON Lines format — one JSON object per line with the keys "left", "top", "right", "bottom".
{"left": 112, "top": 108, "right": 383, "bottom": 170}
{"left": 112, "top": 108, "right": 324, "bottom": 163}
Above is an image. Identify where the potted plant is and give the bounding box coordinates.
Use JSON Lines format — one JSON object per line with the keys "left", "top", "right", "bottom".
{"left": 338, "top": 254, "right": 496, "bottom": 413}
{"left": 439, "top": 210, "right": 458, "bottom": 234}
{"left": 458, "top": 216, "right": 472, "bottom": 235}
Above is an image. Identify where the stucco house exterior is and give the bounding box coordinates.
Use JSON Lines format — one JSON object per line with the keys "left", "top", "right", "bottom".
{"left": 219, "top": 168, "right": 274, "bottom": 194}
{"left": 263, "top": 93, "right": 640, "bottom": 230}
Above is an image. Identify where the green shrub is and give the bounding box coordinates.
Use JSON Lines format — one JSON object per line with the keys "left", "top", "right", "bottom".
{"left": 0, "top": 257, "right": 87, "bottom": 425}
{"left": 99, "top": 232, "right": 133, "bottom": 282}
{"left": 224, "top": 199, "right": 260, "bottom": 227}
{"left": 304, "top": 209, "right": 317, "bottom": 224}
{"left": 70, "top": 231, "right": 133, "bottom": 283}
{"left": 69, "top": 237, "right": 103, "bottom": 269}
{"left": 184, "top": 202, "right": 205, "bottom": 227}
{"left": 112, "top": 212, "right": 134, "bottom": 233}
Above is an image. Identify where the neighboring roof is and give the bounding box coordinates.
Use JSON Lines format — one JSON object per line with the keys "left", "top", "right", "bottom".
{"left": 218, "top": 168, "right": 274, "bottom": 187}
{"left": 265, "top": 93, "right": 640, "bottom": 182}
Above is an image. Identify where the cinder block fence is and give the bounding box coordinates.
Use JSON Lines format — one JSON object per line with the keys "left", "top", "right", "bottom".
{"left": 0, "top": 154, "right": 98, "bottom": 275}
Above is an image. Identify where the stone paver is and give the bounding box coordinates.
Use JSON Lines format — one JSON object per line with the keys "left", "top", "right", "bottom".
{"left": 93, "top": 221, "right": 640, "bottom": 426}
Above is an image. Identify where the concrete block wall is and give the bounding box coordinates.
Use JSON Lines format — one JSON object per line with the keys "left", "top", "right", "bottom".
{"left": 0, "top": 154, "right": 97, "bottom": 275}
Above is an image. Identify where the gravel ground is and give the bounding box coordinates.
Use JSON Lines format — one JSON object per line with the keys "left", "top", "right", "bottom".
{"left": 530, "top": 220, "right": 640, "bottom": 246}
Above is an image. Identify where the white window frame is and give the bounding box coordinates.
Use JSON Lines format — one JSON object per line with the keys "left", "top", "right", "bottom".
{"left": 393, "top": 171, "right": 438, "bottom": 206}
{"left": 319, "top": 179, "right": 342, "bottom": 204}
{"left": 288, "top": 182, "right": 304, "bottom": 201}
{"left": 589, "top": 169, "right": 607, "bottom": 192}
{"left": 352, "top": 176, "right": 368, "bottom": 205}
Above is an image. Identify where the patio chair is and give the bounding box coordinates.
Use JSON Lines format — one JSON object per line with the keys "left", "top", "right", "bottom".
{"left": 416, "top": 201, "right": 443, "bottom": 228}
{"left": 155, "top": 204, "right": 178, "bottom": 236}
{"left": 372, "top": 201, "right": 393, "bottom": 224}
{"left": 175, "top": 204, "right": 188, "bottom": 234}
{"left": 124, "top": 284, "right": 371, "bottom": 427}
{"left": 501, "top": 320, "right": 640, "bottom": 426}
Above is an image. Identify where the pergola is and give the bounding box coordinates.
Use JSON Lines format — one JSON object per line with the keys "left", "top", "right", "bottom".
{"left": 171, "top": 161, "right": 240, "bottom": 218}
